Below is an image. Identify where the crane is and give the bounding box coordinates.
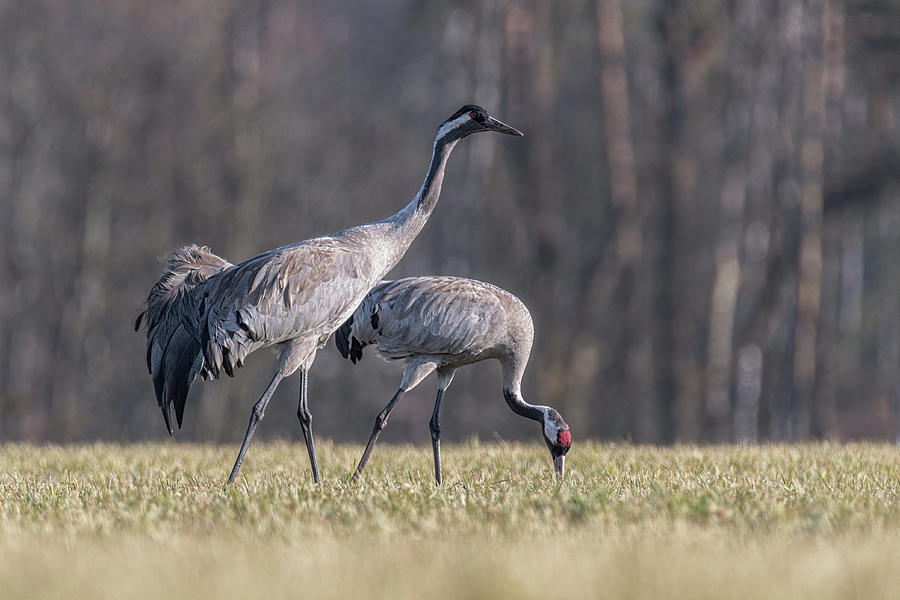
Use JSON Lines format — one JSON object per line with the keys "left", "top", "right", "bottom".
{"left": 136, "top": 106, "right": 523, "bottom": 485}
{"left": 335, "top": 276, "right": 571, "bottom": 483}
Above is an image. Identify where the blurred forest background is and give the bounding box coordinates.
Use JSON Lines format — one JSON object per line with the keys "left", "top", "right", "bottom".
{"left": 2, "top": 0, "right": 900, "bottom": 446}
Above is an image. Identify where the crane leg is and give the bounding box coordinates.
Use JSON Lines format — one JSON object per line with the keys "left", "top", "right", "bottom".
{"left": 296, "top": 370, "right": 321, "bottom": 484}
{"left": 227, "top": 371, "right": 285, "bottom": 486}
{"left": 430, "top": 368, "right": 455, "bottom": 485}
{"left": 352, "top": 388, "right": 405, "bottom": 481}
{"left": 429, "top": 389, "right": 445, "bottom": 485}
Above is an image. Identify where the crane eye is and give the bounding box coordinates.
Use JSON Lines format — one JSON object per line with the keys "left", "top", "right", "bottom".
{"left": 469, "top": 111, "right": 478, "bottom": 119}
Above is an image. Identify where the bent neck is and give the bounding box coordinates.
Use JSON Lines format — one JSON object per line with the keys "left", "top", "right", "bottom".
{"left": 503, "top": 389, "right": 544, "bottom": 424}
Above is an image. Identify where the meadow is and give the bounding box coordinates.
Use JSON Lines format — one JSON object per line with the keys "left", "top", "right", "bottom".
{"left": 2, "top": 441, "right": 900, "bottom": 599}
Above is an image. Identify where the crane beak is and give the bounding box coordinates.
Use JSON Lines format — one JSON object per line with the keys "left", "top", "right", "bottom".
{"left": 485, "top": 116, "right": 524, "bottom": 136}
{"left": 553, "top": 454, "right": 565, "bottom": 478}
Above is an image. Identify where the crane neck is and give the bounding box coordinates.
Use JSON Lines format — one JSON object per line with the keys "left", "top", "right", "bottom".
{"left": 388, "top": 135, "right": 459, "bottom": 248}
{"left": 503, "top": 389, "right": 545, "bottom": 423}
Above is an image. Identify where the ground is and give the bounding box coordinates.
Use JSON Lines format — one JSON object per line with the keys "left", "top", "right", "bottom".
{"left": 2, "top": 441, "right": 900, "bottom": 599}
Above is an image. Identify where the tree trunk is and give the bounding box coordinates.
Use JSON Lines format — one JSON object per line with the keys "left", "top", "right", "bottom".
{"left": 812, "top": 0, "right": 845, "bottom": 439}
{"left": 792, "top": 0, "right": 828, "bottom": 439}
{"left": 596, "top": 0, "right": 656, "bottom": 441}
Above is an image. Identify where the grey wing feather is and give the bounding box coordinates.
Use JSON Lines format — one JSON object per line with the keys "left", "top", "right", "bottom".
{"left": 366, "top": 277, "right": 508, "bottom": 359}
{"left": 201, "top": 238, "right": 378, "bottom": 377}
{"left": 136, "top": 245, "right": 232, "bottom": 432}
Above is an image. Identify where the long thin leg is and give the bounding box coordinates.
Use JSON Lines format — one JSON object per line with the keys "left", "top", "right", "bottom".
{"left": 430, "top": 369, "right": 455, "bottom": 485}
{"left": 296, "top": 369, "right": 321, "bottom": 483}
{"left": 429, "top": 389, "right": 445, "bottom": 485}
{"left": 227, "top": 371, "right": 285, "bottom": 485}
{"left": 352, "top": 388, "right": 405, "bottom": 481}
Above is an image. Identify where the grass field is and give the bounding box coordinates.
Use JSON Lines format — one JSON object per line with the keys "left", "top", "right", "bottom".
{"left": 3, "top": 441, "right": 900, "bottom": 599}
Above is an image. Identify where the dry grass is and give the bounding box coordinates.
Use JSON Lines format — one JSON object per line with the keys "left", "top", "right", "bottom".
{"left": 2, "top": 441, "right": 900, "bottom": 599}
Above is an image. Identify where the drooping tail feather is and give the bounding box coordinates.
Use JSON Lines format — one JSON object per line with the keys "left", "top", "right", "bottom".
{"left": 335, "top": 315, "right": 365, "bottom": 364}
{"left": 136, "top": 245, "right": 232, "bottom": 434}
{"left": 335, "top": 281, "right": 393, "bottom": 364}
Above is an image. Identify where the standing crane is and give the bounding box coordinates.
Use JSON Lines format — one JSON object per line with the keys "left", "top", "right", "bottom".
{"left": 136, "top": 106, "right": 523, "bottom": 485}
{"left": 336, "top": 276, "right": 571, "bottom": 483}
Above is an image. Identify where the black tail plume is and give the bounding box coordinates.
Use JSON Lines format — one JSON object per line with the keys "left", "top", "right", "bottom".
{"left": 137, "top": 245, "right": 232, "bottom": 433}
{"left": 335, "top": 315, "right": 353, "bottom": 360}
{"left": 335, "top": 315, "right": 366, "bottom": 364}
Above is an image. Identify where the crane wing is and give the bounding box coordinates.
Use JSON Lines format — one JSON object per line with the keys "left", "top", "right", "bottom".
{"left": 371, "top": 277, "right": 506, "bottom": 358}
{"left": 200, "top": 238, "right": 377, "bottom": 377}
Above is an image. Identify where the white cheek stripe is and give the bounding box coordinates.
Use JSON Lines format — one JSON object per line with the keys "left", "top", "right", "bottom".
{"left": 540, "top": 406, "right": 555, "bottom": 439}
{"left": 436, "top": 114, "right": 471, "bottom": 140}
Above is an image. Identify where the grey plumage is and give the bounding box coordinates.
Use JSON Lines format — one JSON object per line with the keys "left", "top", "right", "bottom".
{"left": 136, "top": 105, "right": 523, "bottom": 484}
{"left": 135, "top": 245, "right": 232, "bottom": 434}
{"left": 336, "top": 276, "right": 572, "bottom": 483}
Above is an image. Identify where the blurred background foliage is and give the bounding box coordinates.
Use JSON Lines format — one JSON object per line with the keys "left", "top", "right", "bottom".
{"left": 1, "top": 0, "right": 899, "bottom": 445}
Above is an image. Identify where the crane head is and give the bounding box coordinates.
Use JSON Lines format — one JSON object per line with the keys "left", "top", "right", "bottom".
{"left": 436, "top": 105, "right": 524, "bottom": 142}
{"left": 541, "top": 407, "right": 571, "bottom": 478}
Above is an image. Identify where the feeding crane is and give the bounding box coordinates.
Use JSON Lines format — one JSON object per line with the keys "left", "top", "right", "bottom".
{"left": 336, "top": 276, "right": 571, "bottom": 483}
